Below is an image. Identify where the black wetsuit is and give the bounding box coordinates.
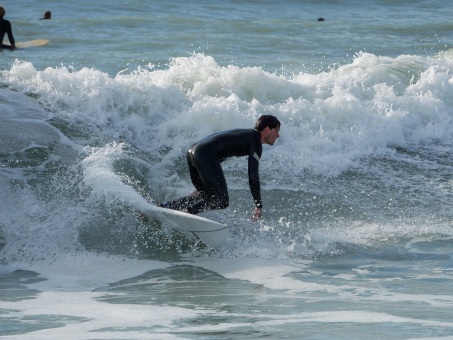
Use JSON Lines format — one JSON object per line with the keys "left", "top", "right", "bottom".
{"left": 0, "top": 18, "right": 15, "bottom": 48}
{"left": 167, "top": 128, "right": 263, "bottom": 214}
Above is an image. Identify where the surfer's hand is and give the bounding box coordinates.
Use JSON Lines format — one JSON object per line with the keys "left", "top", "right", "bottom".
{"left": 251, "top": 207, "right": 262, "bottom": 221}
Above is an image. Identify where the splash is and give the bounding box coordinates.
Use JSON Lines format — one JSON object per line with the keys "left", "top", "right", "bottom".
{"left": 1, "top": 51, "right": 453, "bottom": 262}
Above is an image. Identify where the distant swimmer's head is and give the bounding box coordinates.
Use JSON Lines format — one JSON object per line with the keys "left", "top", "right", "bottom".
{"left": 0, "top": 6, "right": 6, "bottom": 18}
{"left": 40, "top": 10, "right": 51, "bottom": 20}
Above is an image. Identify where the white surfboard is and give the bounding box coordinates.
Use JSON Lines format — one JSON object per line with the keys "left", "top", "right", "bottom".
{"left": 141, "top": 206, "right": 228, "bottom": 248}
{"left": 14, "top": 39, "right": 49, "bottom": 49}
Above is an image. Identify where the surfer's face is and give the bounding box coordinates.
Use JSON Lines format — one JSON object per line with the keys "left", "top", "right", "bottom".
{"left": 262, "top": 126, "right": 280, "bottom": 145}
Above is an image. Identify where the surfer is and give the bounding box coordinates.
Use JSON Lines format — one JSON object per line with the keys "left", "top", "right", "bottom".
{"left": 40, "top": 10, "right": 51, "bottom": 20}
{"left": 0, "top": 5, "right": 15, "bottom": 49}
{"left": 160, "top": 115, "right": 280, "bottom": 220}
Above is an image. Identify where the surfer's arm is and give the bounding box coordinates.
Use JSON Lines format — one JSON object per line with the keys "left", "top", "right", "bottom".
{"left": 6, "top": 21, "right": 15, "bottom": 48}
{"left": 248, "top": 146, "right": 262, "bottom": 210}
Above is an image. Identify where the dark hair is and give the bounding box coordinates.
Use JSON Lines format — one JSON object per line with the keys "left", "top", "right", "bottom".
{"left": 254, "top": 115, "right": 280, "bottom": 132}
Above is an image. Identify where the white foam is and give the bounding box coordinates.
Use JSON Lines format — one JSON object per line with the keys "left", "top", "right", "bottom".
{"left": 5, "top": 52, "right": 453, "bottom": 177}
{"left": 2, "top": 51, "right": 453, "bottom": 262}
{"left": 1, "top": 289, "right": 196, "bottom": 339}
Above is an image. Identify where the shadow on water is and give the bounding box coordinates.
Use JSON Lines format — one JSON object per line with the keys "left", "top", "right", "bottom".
{"left": 93, "top": 249, "right": 453, "bottom": 339}
{"left": 0, "top": 269, "right": 45, "bottom": 302}
{"left": 94, "top": 264, "right": 307, "bottom": 316}
{"left": 0, "top": 268, "right": 90, "bottom": 336}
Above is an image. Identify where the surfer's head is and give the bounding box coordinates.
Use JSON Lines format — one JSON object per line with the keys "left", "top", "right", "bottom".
{"left": 0, "top": 6, "right": 5, "bottom": 18}
{"left": 40, "top": 10, "right": 51, "bottom": 20}
{"left": 255, "top": 115, "right": 280, "bottom": 145}
{"left": 255, "top": 115, "right": 280, "bottom": 132}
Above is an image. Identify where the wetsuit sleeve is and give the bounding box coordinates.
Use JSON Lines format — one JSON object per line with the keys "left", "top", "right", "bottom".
{"left": 6, "top": 21, "right": 14, "bottom": 46}
{"left": 248, "top": 135, "right": 263, "bottom": 208}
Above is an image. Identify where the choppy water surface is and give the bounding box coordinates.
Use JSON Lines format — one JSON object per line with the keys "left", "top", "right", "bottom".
{"left": 1, "top": 0, "right": 453, "bottom": 338}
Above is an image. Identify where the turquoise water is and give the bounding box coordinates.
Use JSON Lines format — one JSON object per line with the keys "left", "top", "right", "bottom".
{"left": 4, "top": 0, "right": 453, "bottom": 75}
{"left": 1, "top": 0, "right": 453, "bottom": 338}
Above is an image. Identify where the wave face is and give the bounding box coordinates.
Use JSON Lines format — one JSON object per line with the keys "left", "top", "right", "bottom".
{"left": 1, "top": 51, "right": 453, "bottom": 262}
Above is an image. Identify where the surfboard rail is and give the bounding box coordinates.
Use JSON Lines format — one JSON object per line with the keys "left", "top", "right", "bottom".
{"left": 141, "top": 207, "right": 228, "bottom": 248}
{"left": 14, "top": 39, "right": 49, "bottom": 49}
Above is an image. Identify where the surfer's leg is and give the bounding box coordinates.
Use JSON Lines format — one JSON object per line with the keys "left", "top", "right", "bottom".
{"left": 162, "top": 186, "right": 218, "bottom": 215}
{"left": 160, "top": 151, "right": 205, "bottom": 211}
{"left": 194, "top": 156, "right": 229, "bottom": 212}
{"left": 161, "top": 192, "right": 207, "bottom": 212}
{"left": 169, "top": 185, "right": 228, "bottom": 214}
{"left": 187, "top": 150, "right": 205, "bottom": 192}
{"left": 161, "top": 154, "right": 228, "bottom": 214}
{"left": 185, "top": 150, "right": 229, "bottom": 211}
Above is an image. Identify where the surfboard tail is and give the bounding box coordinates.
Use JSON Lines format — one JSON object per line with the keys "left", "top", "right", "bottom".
{"left": 15, "top": 39, "right": 49, "bottom": 49}
{"left": 141, "top": 207, "right": 228, "bottom": 248}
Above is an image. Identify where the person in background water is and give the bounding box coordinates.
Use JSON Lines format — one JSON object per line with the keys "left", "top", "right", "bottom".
{"left": 40, "top": 10, "right": 51, "bottom": 20}
{"left": 160, "top": 115, "right": 281, "bottom": 220}
{"left": 0, "top": 5, "right": 15, "bottom": 50}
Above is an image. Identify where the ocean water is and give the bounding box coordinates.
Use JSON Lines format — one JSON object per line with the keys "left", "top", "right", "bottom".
{"left": 1, "top": 0, "right": 453, "bottom": 338}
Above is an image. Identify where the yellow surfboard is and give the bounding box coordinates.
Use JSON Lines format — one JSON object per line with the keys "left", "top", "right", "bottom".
{"left": 15, "top": 39, "right": 49, "bottom": 49}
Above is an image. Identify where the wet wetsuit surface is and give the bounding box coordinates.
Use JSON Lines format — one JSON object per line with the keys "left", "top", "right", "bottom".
{"left": 0, "top": 18, "right": 15, "bottom": 48}
{"left": 168, "top": 128, "right": 263, "bottom": 214}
